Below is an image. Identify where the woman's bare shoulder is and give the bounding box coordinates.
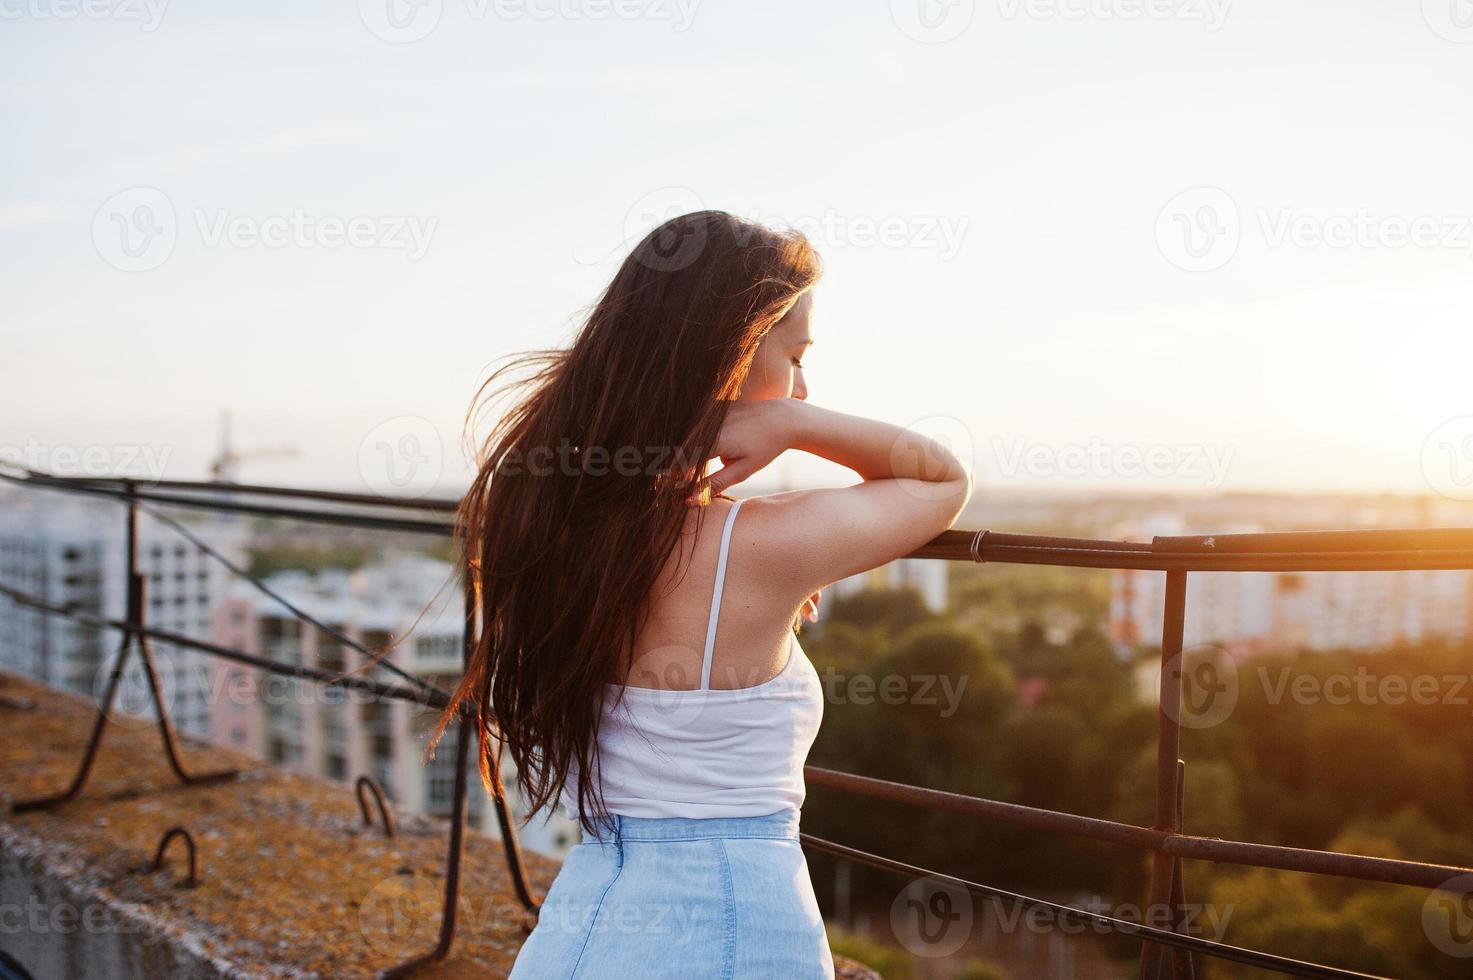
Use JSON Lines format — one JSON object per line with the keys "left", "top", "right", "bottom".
{"left": 730, "top": 479, "right": 968, "bottom": 596}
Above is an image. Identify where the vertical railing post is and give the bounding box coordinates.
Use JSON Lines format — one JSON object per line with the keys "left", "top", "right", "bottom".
{"left": 1140, "top": 569, "right": 1189, "bottom": 979}
{"left": 1168, "top": 759, "right": 1196, "bottom": 979}
{"left": 14, "top": 479, "right": 233, "bottom": 811}
{"left": 488, "top": 743, "right": 541, "bottom": 915}
{"left": 129, "top": 480, "right": 236, "bottom": 786}
{"left": 12, "top": 484, "right": 141, "bottom": 810}
{"left": 384, "top": 562, "right": 546, "bottom": 971}
{"left": 382, "top": 571, "right": 476, "bottom": 978}
{"left": 468, "top": 567, "right": 541, "bottom": 915}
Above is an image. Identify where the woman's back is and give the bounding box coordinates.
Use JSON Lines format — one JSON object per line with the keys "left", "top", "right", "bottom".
{"left": 562, "top": 495, "right": 825, "bottom": 822}
{"left": 618, "top": 494, "right": 805, "bottom": 693}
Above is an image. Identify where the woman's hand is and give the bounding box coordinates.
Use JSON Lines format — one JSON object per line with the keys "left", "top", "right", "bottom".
{"left": 687, "top": 399, "right": 803, "bottom": 504}
{"left": 801, "top": 589, "right": 822, "bottom": 623}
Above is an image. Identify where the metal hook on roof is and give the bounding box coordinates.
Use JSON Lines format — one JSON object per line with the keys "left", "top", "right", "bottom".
{"left": 356, "top": 775, "right": 397, "bottom": 839}
{"left": 150, "top": 826, "right": 199, "bottom": 887}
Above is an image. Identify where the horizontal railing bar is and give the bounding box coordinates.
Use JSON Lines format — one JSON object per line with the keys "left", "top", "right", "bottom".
{"left": 972, "top": 531, "right": 1158, "bottom": 553}
{"left": 137, "top": 502, "right": 442, "bottom": 700}
{"left": 0, "top": 582, "right": 450, "bottom": 709}
{"left": 0, "top": 464, "right": 461, "bottom": 512}
{"left": 22, "top": 470, "right": 1468, "bottom": 557}
{"left": 979, "top": 546, "right": 1473, "bottom": 573}
{"left": 8, "top": 468, "right": 1473, "bottom": 570}
{"left": 807, "top": 765, "right": 1162, "bottom": 847}
{"left": 123, "top": 486, "right": 453, "bottom": 535}
{"left": 2, "top": 471, "right": 453, "bottom": 535}
{"left": 800, "top": 833, "right": 1388, "bottom": 980}
{"left": 805, "top": 767, "right": 1473, "bottom": 891}
{"left": 1155, "top": 527, "right": 1473, "bottom": 554}
{"left": 914, "top": 529, "right": 1473, "bottom": 571}
{"left": 22, "top": 472, "right": 463, "bottom": 512}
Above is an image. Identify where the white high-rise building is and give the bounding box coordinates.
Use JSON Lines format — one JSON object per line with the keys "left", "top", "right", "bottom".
{"left": 827, "top": 557, "right": 949, "bottom": 613}
{"left": 0, "top": 490, "right": 248, "bottom": 738}
{"left": 218, "top": 551, "right": 580, "bottom": 858}
{"left": 1108, "top": 514, "right": 1473, "bottom": 657}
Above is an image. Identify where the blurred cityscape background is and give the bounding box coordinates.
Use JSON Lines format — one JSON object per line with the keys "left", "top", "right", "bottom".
{"left": 6, "top": 442, "right": 1473, "bottom": 976}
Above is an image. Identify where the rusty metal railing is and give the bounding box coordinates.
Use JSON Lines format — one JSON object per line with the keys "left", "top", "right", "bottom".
{"left": 0, "top": 465, "right": 529, "bottom": 980}
{"left": 2, "top": 462, "right": 1471, "bottom": 978}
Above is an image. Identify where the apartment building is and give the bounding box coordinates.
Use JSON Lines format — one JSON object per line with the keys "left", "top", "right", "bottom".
{"left": 217, "top": 552, "right": 579, "bottom": 857}
{"left": 0, "top": 491, "right": 248, "bottom": 738}
{"left": 828, "top": 556, "right": 949, "bottom": 613}
{"left": 1108, "top": 514, "right": 1473, "bottom": 657}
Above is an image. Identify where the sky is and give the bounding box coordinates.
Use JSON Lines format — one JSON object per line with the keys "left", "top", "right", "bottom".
{"left": 3, "top": 0, "right": 1472, "bottom": 502}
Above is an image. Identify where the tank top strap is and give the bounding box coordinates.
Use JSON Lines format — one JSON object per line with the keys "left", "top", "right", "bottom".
{"left": 699, "top": 497, "right": 745, "bottom": 691}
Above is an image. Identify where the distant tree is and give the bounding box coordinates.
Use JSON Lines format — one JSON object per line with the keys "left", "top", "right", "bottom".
{"left": 806, "top": 585, "right": 1473, "bottom": 978}
{"left": 956, "top": 958, "right": 1006, "bottom": 980}
{"left": 803, "top": 621, "right": 887, "bottom": 669}
{"left": 815, "top": 621, "right": 1015, "bottom": 794}
{"left": 821, "top": 585, "right": 941, "bottom": 641}
{"left": 1205, "top": 832, "right": 1464, "bottom": 980}
{"left": 825, "top": 929, "right": 915, "bottom": 980}
{"left": 999, "top": 617, "right": 1065, "bottom": 678}
{"left": 248, "top": 543, "right": 376, "bottom": 578}
{"left": 1037, "top": 626, "right": 1136, "bottom": 716}
{"left": 805, "top": 621, "right": 1018, "bottom": 904}
{"left": 1339, "top": 806, "right": 1472, "bottom": 868}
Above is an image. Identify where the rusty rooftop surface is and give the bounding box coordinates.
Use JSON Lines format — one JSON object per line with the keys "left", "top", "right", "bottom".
{"left": 0, "top": 671, "right": 879, "bottom": 979}
{"left": 0, "top": 671, "right": 563, "bottom": 977}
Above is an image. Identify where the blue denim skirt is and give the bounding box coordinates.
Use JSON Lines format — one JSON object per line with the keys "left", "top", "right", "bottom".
{"left": 509, "top": 808, "right": 834, "bottom": 979}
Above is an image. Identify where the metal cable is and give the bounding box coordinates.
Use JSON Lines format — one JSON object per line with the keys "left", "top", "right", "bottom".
{"left": 0, "top": 580, "right": 448, "bottom": 708}
{"left": 800, "top": 834, "right": 1389, "bottom": 980}
{"left": 135, "top": 502, "right": 442, "bottom": 698}
{"left": 0, "top": 466, "right": 452, "bottom": 535}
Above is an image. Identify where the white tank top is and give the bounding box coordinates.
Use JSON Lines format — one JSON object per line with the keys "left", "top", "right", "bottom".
{"left": 560, "top": 497, "right": 825, "bottom": 821}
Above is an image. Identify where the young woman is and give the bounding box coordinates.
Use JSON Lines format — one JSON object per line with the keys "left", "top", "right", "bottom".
{"left": 435, "top": 210, "right": 972, "bottom": 978}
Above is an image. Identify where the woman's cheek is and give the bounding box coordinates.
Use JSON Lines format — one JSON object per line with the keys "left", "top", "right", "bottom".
{"left": 748, "top": 358, "right": 783, "bottom": 401}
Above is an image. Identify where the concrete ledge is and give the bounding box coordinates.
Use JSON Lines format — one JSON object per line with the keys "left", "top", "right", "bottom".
{"left": 0, "top": 672, "right": 878, "bottom": 979}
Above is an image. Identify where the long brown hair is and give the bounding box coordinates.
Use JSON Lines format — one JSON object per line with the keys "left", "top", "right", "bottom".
{"left": 432, "top": 210, "right": 822, "bottom": 834}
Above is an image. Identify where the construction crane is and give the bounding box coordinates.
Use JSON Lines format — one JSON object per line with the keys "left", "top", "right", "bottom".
{"left": 209, "top": 409, "right": 299, "bottom": 483}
